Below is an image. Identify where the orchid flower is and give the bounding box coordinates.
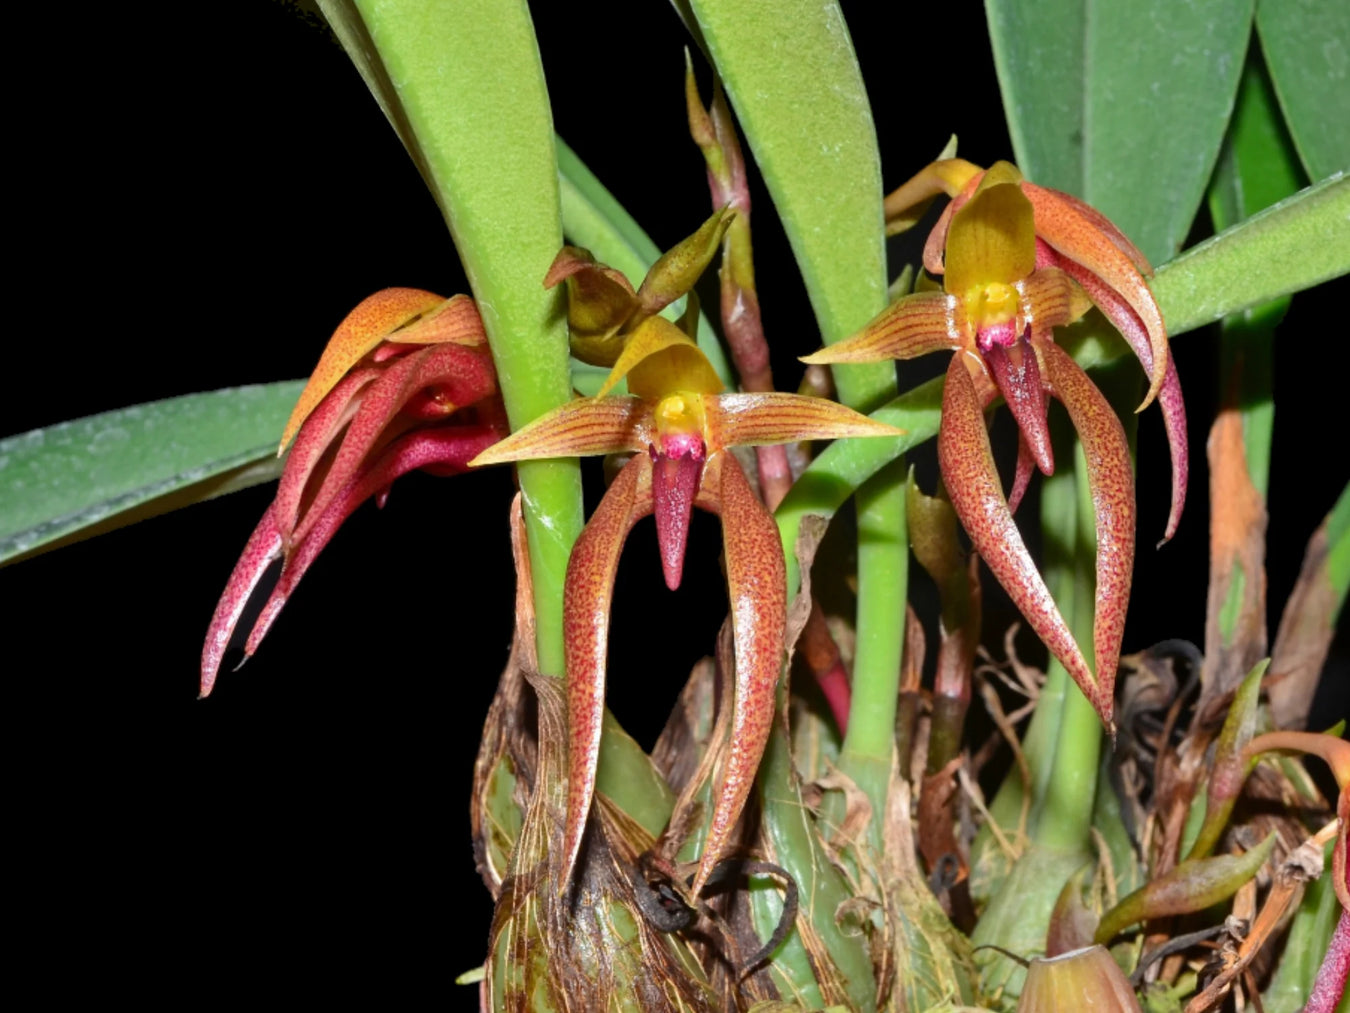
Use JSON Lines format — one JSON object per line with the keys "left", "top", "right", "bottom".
{"left": 804, "top": 160, "right": 1188, "bottom": 730}
{"left": 471, "top": 227, "right": 900, "bottom": 896}
{"left": 201, "top": 288, "right": 505, "bottom": 696}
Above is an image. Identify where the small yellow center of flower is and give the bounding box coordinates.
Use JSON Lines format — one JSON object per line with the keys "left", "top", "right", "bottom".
{"left": 966, "top": 281, "right": 1018, "bottom": 329}
{"left": 653, "top": 392, "right": 707, "bottom": 459}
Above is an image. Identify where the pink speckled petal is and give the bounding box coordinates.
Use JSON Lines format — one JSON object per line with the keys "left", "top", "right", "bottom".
{"left": 293, "top": 343, "right": 498, "bottom": 545}
{"left": 279, "top": 288, "right": 450, "bottom": 452}
{"left": 244, "top": 425, "right": 502, "bottom": 659}
{"left": 1007, "top": 434, "right": 1036, "bottom": 517}
{"left": 938, "top": 354, "right": 1102, "bottom": 727}
{"left": 690, "top": 452, "right": 787, "bottom": 897}
{"left": 1021, "top": 184, "right": 1168, "bottom": 409}
{"left": 200, "top": 506, "right": 283, "bottom": 697}
{"left": 273, "top": 366, "right": 381, "bottom": 540}
{"left": 984, "top": 339, "right": 1053, "bottom": 477}
{"left": 1047, "top": 252, "right": 1188, "bottom": 544}
{"left": 1041, "top": 341, "right": 1136, "bottom": 728}
{"left": 559, "top": 453, "right": 655, "bottom": 891}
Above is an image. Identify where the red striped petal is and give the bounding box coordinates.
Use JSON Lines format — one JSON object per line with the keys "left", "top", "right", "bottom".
{"left": 799, "top": 291, "right": 962, "bottom": 365}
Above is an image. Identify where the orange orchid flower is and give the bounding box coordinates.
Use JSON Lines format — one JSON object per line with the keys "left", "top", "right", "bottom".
{"left": 472, "top": 229, "right": 900, "bottom": 896}
{"left": 201, "top": 289, "right": 506, "bottom": 696}
{"left": 804, "top": 161, "right": 1188, "bottom": 730}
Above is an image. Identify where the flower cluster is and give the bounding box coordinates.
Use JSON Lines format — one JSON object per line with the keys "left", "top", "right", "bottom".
{"left": 805, "top": 160, "right": 1188, "bottom": 728}
{"left": 473, "top": 213, "right": 900, "bottom": 893}
{"left": 201, "top": 289, "right": 505, "bottom": 695}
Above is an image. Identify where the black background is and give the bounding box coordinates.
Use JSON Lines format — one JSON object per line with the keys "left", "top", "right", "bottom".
{"left": 4, "top": 0, "right": 1344, "bottom": 996}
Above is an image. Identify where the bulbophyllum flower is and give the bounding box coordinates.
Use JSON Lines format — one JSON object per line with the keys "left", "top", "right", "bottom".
{"left": 472, "top": 313, "right": 900, "bottom": 895}
{"left": 803, "top": 161, "right": 1189, "bottom": 730}
{"left": 201, "top": 288, "right": 506, "bottom": 696}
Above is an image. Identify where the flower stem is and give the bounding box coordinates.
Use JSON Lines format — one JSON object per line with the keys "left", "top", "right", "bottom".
{"left": 347, "top": 0, "right": 583, "bottom": 675}
{"left": 837, "top": 458, "right": 908, "bottom": 825}
{"left": 1034, "top": 442, "right": 1105, "bottom": 850}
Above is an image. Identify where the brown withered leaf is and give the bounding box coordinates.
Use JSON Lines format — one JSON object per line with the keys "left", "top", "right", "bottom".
{"left": 1268, "top": 509, "right": 1340, "bottom": 730}
{"left": 651, "top": 656, "right": 719, "bottom": 796}
{"left": 470, "top": 495, "right": 538, "bottom": 898}
{"left": 1198, "top": 409, "right": 1268, "bottom": 716}
{"left": 484, "top": 667, "right": 719, "bottom": 1011}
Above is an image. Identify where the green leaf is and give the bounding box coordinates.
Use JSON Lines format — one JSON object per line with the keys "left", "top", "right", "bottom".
{"left": 686, "top": 0, "right": 891, "bottom": 412}
{"left": 1152, "top": 171, "right": 1350, "bottom": 334}
{"left": 1210, "top": 51, "right": 1307, "bottom": 230}
{"left": 685, "top": 6, "right": 891, "bottom": 1008}
{"left": 988, "top": 0, "right": 1254, "bottom": 263}
{"left": 1207, "top": 50, "right": 1305, "bottom": 500}
{"left": 0, "top": 382, "right": 301, "bottom": 566}
{"left": 1256, "top": 0, "right": 1350, "bottom": 181}
{"left": 333, "top": 0, "right": 582, "bottom": 678}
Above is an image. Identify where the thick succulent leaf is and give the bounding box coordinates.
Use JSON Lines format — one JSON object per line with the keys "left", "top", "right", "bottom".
{"left": 1, "top": 382, "right": 301, "bottom": 566}
{"left": 469, "top": 397, "right": 649, "bottom": 466}
{"left": 1093, "top": 832, "right": 1277, "bottom": 944}
{"left": 704, "top": 391, "right": 902, "bottom": 450}
{"left": 334, "top": 0, "right": 582, "bottom": 678}
{"left": 687, "top": 0, "right": 892, "bottom": 412}
{"left": 988, "top": 0, "right": 1254, "bottom": 264}
{"left": 938, "top": 355, "right": 1102, "bottom": 726}
{"left": 798, "top": 292, "right": 961, "bottom": 365}
{"left": 1040, "top": 341, "right": 1136, "bottom": 726}
{"left": 278, "top": 287, "right": 447, "bottom": 452}
{"left": 200, "top": 506, "right": 284, "bottom": 698}
{"left": 1256, "top": 0, "right": 1350, "bottom": 181}
{"left": 1151, "top": 172, "right": 1350, "bottom": 336}
{"left": 559, "top": 453, "right": 654, "bottom": 888}
{"left": 691, "top": 452, "right": 786, "bottom": 898}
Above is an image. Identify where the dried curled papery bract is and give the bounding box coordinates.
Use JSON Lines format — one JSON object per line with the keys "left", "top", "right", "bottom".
{"left": 472, "top": 217, "right": 902, "bottom": 897}
{"left": 201, "top": 289, "right": 506, "bottom": 695}
{"left": 804, "top": 159, "right": 1191, "bottom": 730}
